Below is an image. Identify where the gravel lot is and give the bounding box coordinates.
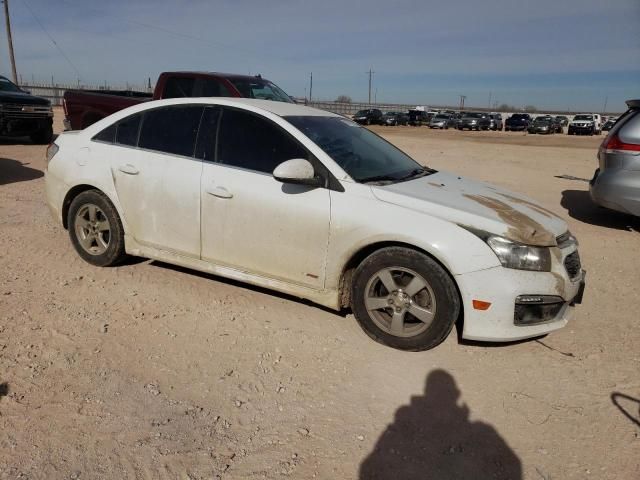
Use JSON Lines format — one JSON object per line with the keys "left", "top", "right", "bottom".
{"left": 1, "top": 109, "right": 639, "bottom": 479}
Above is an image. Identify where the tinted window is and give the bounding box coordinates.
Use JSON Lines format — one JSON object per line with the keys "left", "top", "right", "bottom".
{"left": 93, "top": 124, "right": 116, "bottom": 143}
{"left": 217, "top": 108, "right": 308, "bottom": 173}
{"left": 116, "top": 114, "right": 142, "bottom": 146}
{"left": 196, "top": 78, "right": 232, "bottom": 97}
{"left": 195, "top": 107, "right": 221, "bottom": 161}
{"left": 139, "top": 105, "right": 204, "bottom": 157}
{"left": 228, "top": 79, "right": 292, "bottom": 103}
{"left": 163, "top": 76, "right": 196, "bottom": 98}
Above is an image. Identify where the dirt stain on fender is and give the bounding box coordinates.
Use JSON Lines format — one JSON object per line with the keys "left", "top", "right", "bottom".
{"left": 463, "top": 194, "right": 556, "bottom": 246}
{"left": 428, "top": 182, "right": 445, "bottom": 188}
{"left": 551, "top": 271, "right": 566, "bottom": 296}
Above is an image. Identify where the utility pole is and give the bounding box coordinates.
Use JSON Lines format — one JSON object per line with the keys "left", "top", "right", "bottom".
{"left": 602, "top": 96, "right": 608, "bottom": 115}
{"left": 3, "top": 0, "right": 18, "bottom": 83}
{"left": 309, "top": 72, "right": 313, "bottom": 103}
{"left": 367, "top": 67, "right": 374, "bottom": 105}
{"left": 459, "top": 95, "right": 466, "bottom": 111}
{"left": 488, "top": 91, "right": 492, "bottom": 110}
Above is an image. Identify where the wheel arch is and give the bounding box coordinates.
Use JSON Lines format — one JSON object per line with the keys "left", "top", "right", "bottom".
{"left": 338, "top": 241, "right": 464, "bottom": 318}
{"left": 61, "top": 184, "right": 102, "bottom": 229}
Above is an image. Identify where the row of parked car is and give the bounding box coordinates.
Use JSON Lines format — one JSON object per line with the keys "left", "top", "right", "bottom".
{"left": 351, "top": 108, "right": 618, "bottom": 136}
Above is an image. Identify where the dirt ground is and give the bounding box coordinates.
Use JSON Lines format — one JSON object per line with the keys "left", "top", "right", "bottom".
{"left": 1, "top": 109, "right": 639, "bottom": 479}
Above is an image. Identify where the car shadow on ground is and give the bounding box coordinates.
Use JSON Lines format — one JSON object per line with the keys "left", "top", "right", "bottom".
{"left": 0, "top": 157, "right": 44, "bottom": 186}
{"left": 148, "top": 260, "right": 349, "bottom": 317}
{"left": 359, "top": 369, "right": 522, "bottom": 480}
{"left": 560, "top": 189, "right": 639, "bottom": 232}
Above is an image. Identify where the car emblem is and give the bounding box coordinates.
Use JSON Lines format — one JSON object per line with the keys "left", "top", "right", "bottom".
{"left": 21, "top": 106, "right": 35, "bottom": 113}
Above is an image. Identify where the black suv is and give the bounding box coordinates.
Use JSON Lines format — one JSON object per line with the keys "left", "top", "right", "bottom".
{"left": 505, "top": 113, "right": 532, "bottom": 132}
{"left": 353, "top": 109, "right": 383, "bottom": 125}
{"left": 0, "top": 75, "right": 53, "bottom": 144}
{"left": 527, "top": 116, "right": 561, "bottom": 134}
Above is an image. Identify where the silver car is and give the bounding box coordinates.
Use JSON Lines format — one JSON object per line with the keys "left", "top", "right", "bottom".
{"left": 589, "top": 99, "right": 640, "bottom": 216}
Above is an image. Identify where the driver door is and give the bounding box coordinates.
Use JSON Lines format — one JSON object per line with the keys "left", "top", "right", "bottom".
{"left": 200, "top": 107, "right": 331, "bottom": 288}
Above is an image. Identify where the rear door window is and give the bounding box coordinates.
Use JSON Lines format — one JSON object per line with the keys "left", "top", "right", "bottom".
{"left": 115, "top": 113, "right": 142, "bottom": 146}
{"left": 195, "top": 78, "right": 233, "bottom": 97}
{"left": 195, "top": 107, "right": 221, "bottom": 161}
{"left": 139, "top": 105, "right": 204, "bottom": 157}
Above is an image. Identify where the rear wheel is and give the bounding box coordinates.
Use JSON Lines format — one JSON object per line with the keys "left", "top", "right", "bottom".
{"left": 68, "top": 190, "right": 126, "bottom": 267}
{"left": 351, "top": 247, "right": 460, "bottom": 351}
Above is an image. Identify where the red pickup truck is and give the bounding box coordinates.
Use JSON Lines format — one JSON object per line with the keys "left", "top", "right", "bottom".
{"left": 63, "top": 71, "right": 294, "bottom": 130}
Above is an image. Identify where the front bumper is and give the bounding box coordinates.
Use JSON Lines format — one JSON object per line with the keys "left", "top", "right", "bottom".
{"left": 569, "top": 125, "right": 594, "bottom": 134}
{"left": 455, "top": 249, "right": 585, "bottom": 342}
{"left": 589, "top": 167, "right": 640, "bottom": 216}
{"left": 63, "top": 117, "right": 72, "bottom": 131}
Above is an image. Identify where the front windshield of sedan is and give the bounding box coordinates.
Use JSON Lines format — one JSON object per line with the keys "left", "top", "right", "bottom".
{"left": 355, "top": 110, "right": 370, "bottom": 116}
{"left": 574, "top": 115, "right": 593, "bottom": 121}
{"left": 286, "top": 115, "right": 429, "bottom": 184}
{"left": 434, "top": 114, "right": 449, "bottom": 120}
{"left": 534, "top": 117, "right": 551, "bottom": 123}
{"left": 464, "top": 113, "right": 483, "bottom": 118}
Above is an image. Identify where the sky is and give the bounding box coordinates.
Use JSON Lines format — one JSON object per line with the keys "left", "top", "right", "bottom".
{"left": 1, "top": 0, "right": 639, "bottom": 112}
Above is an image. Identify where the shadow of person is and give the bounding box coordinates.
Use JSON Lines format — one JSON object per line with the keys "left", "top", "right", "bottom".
{"left": 359, "top": 370, "right": 522, "bottom": 480}
{"left": 560, "top": 189, "right": 639, "bottom": 232}
{"left": 0, "top": 158, "right": 44, "bottom": 186}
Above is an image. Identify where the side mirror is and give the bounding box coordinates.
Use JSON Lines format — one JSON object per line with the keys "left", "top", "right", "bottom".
{"left": 273, "top": 159, "right": 322, "bottom": 187}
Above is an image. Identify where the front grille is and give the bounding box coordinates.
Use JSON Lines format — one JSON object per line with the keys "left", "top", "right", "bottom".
{"left": 1, "top": 104, "right": 51, "bottom": 118}
{"left": 564, "top": 251, "right": 581, "bottom": 279}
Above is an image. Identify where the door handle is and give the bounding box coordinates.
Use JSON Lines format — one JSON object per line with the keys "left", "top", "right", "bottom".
{"left": 206, "top": 186, "right": 233, "bottom": 199}
{"left": 118, "top": 164, "right": 139, "bottom": 175}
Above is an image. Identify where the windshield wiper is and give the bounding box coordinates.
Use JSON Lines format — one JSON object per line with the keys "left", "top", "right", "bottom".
{"left": 397, "top": 167, "right": 433, "bottom": 181}
{"left": 359, "top": 174, "right": 399, "bottom": 184}
{"left": 359, "top": 167, "right": 434, "bottom": 185}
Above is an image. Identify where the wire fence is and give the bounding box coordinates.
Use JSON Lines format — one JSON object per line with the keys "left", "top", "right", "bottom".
{"left": 18, "top": 81, "right": 152, "bottom": 106}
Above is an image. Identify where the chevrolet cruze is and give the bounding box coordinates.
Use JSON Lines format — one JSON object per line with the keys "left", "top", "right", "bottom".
{"left": 45, "top": 98, "right": 585, "bottom": 351}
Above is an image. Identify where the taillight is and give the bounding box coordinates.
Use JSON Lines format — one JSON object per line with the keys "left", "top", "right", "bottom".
{"left": 602, "top": 134, "right": 640, "bottom": 153}
{"left": 62, "top": 98, "right": 68, "bottom": 116}
{"left": 46, "top": 143, "right": 59, "bottom": 164}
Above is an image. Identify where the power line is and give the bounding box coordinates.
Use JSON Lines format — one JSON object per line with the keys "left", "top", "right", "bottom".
{"left": 20, "top": 0, "right": 81, "bottom": 79}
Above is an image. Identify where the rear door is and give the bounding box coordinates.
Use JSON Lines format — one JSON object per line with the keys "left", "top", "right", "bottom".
{"left": 104, "top": 105, "right": 205, "bottom": 256}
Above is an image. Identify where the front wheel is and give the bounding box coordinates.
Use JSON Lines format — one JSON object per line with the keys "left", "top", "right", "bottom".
{"left": 351, "top": 247, "right": 460, "bottom": 351}
{"left": 68, "top": 190, "right": 126, "bottom": 267}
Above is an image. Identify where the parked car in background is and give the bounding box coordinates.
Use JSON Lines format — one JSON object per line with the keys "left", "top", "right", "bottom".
{"left": 505, "top": 113, "right": 532, "bottom": 132}
{"left": 382, "top": 111, "right": 408, "bottom": 126}
{"left": 528, "top": 116, "right": 559, "bottom": 134}
{"left": 408, "top": 109, "right": 429, "bottom": 126}
{"left": 429, "top": 113, "right": 454, "bottom": 129}
{"left": 353, "top": 108, "right": 384, "bottom": 125}
{"left": 555, "top": 115, "right": 569, "bottom": 127}
{"left": 45, "top": 97, "right": 585, "bottom": 351}
{"left": 63, "top": 71, "right": 293, "bottom": 130}
{"left": 568, "top": 114, "right": 602, "bottom": 136}
{"left": 590, "top": 99, "right": 640, "bottom": 216}
{"left": 457, "top": 112, "right": 491, "bottom": 131}
{"left": 0, "top": 75, "right": 53, "bottom": 144}
{"left": 489, "top": 113, "right": 503, "bottom": 131}
{"left": 602, "top": 118, "right": 617, "bottom": 131}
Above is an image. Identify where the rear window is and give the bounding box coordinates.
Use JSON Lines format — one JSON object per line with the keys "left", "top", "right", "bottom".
{"left": 574, "top": 115, "right": 593, "bottom": 121}
{"left": 228, "top": 78, "right": 292, "bottom": 103}
{"left": 163, "top": 77, "right": 196, "bottom": 99}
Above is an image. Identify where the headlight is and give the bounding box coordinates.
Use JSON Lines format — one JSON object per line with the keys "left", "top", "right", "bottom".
{"left": 462, "top": 227, "right": 552, "bottom": 271}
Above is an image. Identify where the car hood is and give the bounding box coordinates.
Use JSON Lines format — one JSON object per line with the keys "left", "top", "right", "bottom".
{"left": 371, "top": 171, "right": 567, "bottom": 246}
{"left": 0, "top": 90, "right": 50, "bottom": 106}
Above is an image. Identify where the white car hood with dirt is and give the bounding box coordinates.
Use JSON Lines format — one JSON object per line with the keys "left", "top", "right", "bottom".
{"left": 372, "top": 171, "right": 567, "bottom": 246}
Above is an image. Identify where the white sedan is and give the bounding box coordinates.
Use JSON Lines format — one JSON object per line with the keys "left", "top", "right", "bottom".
{"left": 45, "top": 98, "right": 585, "bottom": 351}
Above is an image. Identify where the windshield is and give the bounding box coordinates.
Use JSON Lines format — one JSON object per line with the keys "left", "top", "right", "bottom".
{"left": 511, "top": 114, "right": 528, "bottom": 120}
{"left": 534, "top": 117, "right": 551, "bottom": 123}
{"left": 0, "top": 76, "right": 23, "bottom": 93}
{"left": 286, "top": 115, "right": 431, "bottom": 184}
{"left": 574, "top": 115, "right": 593, "bottom": 121}
{"left": 434, "top": 114, "right": 449, "bottom": 120}
{"left": 355, "top": 110, "right": 370, "bottom": 116}
{"left": 464, "top": 113, "right": 483, "bottom": 118}
{"left": 385, "top": 111, "right": 398, "bottom": 116}
{"left": 228, "top": 78, "right": 292, "bottom": 103}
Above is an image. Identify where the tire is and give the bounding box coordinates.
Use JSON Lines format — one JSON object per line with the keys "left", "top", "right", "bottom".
{"left": 30, "top": 124, "right": 53, "bottom": 145}
{"left": 351, "top": 247, "right": 460, "bottom": 351}
{"left": 67, "top": 190, "right": 126, "bottom": 267}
